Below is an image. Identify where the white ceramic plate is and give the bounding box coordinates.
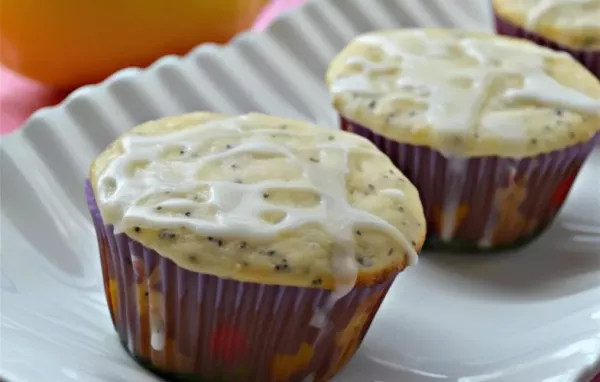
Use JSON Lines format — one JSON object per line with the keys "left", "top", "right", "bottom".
{"left": 1, "top": 0, "right": 600, "bottom": 381}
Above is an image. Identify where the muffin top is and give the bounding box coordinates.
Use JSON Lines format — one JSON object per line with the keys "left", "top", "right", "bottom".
{"left": 493, "top": 0, "right": 600, "bottom": 49}
{"left": 90, "top": 112, "right": 426, "bottom": 289}
{"left": 327, "top": 29, "right": 600, "bottom": 158}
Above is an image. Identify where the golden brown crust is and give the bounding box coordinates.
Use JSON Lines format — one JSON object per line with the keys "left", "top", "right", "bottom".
{"left": 90, "top": 112, "right": 426, "bottom": 289}
{"left": 326, "top": 28, "right": 600, "bottom": 158}
{"left": 492, "top": 0, "right": 600, "bottom": 50}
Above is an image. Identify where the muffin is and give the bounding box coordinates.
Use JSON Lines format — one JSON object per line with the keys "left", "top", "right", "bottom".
{"left": 492, "top": 0, "right": 600, "bottom": 77}
{"left": 326, "top": 29, "right": 600, "bottom": 252}
{"left": 86, "top": 112, "right": 426, "bottom": 381}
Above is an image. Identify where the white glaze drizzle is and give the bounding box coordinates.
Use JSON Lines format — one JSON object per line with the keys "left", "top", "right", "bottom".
{"left": 127, "top": 331, "right": 135, "bottom": 353}
{"left": 330, "top": 31, "right": 600, "bottom": 137}
{"left": 526, "top": 0, "right": 600, "bottom": 29}
{"left": 379, "top": 188, "right": 405, "bottom": 199}
{"left": 96, "top": 116, "right": 418, "bottom": 312}
{"left": 151, "top": 322, "right": 165, "bottom": 351}
{"left": 440, "top": 158, "right": 469, "bottom": 242}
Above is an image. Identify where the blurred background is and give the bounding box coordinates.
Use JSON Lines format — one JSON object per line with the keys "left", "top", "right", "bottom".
{"left": 0, "top": 0, "right": 305, "bottom": 135}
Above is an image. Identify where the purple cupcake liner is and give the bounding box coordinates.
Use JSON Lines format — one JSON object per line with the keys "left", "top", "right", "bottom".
{"left": 341, "top": 117, "right": 600, "bottom": 251}
{"left": 493, "top": 12, "right": 599, "bottom": 77}
{"left": 85, "top": 181, "right": 396, "bottom": 381}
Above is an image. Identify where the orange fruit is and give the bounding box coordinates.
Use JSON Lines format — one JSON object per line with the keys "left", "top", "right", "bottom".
{"left": 0, "top": 0, "right": 269, "bottom": 89}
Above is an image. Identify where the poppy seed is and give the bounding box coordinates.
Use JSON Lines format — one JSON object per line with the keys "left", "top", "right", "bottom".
{"left": 274, "top": 263, "right": 289, "bottom": 271}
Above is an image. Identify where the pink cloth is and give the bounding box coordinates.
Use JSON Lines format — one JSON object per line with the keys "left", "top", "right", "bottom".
{"left": 253, "top": 0, "right": 306, "bottom": 31}
{"left": 0, "top": 0, "right": 306, "bottom": 135}
{"left": 0, "top": 69, "right": 70, "bottom": 135}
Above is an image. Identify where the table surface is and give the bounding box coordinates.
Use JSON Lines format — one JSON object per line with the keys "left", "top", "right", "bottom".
{"left": 0, "top": 0, "right": 305, "bottom": 136}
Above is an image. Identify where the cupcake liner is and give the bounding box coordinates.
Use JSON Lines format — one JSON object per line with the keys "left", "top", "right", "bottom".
{"left": 493, "top": 12, "right": 599, "bottom": 77}
{"left": 341, "top": 117, "right": 600, "bottom": 251}
{"left": 86, "top": 181, "right": 396, "bottom": 381}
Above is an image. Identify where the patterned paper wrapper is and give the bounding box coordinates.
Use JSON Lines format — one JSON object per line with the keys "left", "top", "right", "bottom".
{"left": 341, "top": 117, "right": 600, "bottom": 252}
{"left": 85, "top": 181, "right": 396, "bottom": 382}
{"left": 493, "top": 11, "right": 599, "bottom": 78}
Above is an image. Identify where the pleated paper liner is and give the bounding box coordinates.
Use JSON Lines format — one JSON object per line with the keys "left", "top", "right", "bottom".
{"left": 85, "top": 181, "right": 396, "bottom": 382}
{"left": 493, "top": 12, "right": 599, "bottom": 78}
{"left": 341, "top": 117, "right": 600, "bottom": 253}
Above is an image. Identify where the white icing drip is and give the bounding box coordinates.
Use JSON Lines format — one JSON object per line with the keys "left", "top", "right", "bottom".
{"left": 331, "top": 31, "right": 600, "bottom": 137}
{"left": 478, "top": 159, "right": 497, "bottom": 248}
{"left": 526, "top": 0, "right": 599, "bottom": 29}
{"left": 478, "top": 232, "right": 494, "bottom": 248}
{"left": 441, "top": 158, "right": 469, "bottom": 241}
{"left": 329, "top": 74, "right": 382, "bottom": 96}
{"left": 127, "top": 331, "right": 134, "bottom": 353}
{"left": 380, "top": 188, "right": 405, "bottom": 199}
{"left": 151, "top": 326, "right": 165, "bottom": 351}
{"left": 97, "top": 116, "right": 419, "bottom": 317}
{"left": 310, "top": 242, "right": 357, "bottom": 329}
{"left": 504, "top": 72, "right": 600, "bottom": 111}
